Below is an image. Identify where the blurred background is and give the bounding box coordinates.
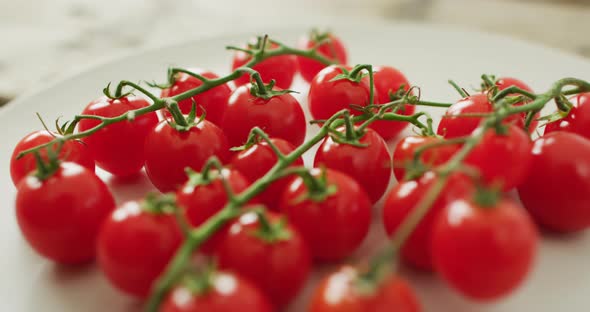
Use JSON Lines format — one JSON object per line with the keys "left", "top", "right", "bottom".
{"left": 1, "top": 0, "right": 588, "bottom": 106}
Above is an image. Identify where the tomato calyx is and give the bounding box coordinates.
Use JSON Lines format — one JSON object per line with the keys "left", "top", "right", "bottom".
{"left": 473, "top": 184, "right": 501, "bottom": 208}
{"left": 249, "top": 210, "right": 292, "bottom": 244}
{"left": 142, "top": 193, "right": 178, "bottom": 215}
{"left": 329, "top": 64, "right": 369, "bottom": 84}
{"left": 103, "top": 82, "right": 134, "bottom": 100}
{"left": 328, "top": 111, "right": 370, "bottom": 147}
{"left": 178, "top": 262, "right": 219, "bottom": 296}
{"left": 293, "top": 167, "right": 338, "bottom": 203}
{"left": 32, "top": 142, "right": 63, "bottom": 180}
{"left": 164, "top": 99, "right": 206, "bottom": 132}
{"left": 249, "top": 79, "right": 297, "bottom": 100}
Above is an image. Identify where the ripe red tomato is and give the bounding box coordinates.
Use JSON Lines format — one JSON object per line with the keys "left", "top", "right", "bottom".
{"left": 544, "top": 92, "right": 590, "bottom": 139}
{"left": 465, "top": 124, "right": 532, "bottom": 190}
{"left": 296, "top": 32, "right": 347, "bottom": 83}
{"left": 161, "top": 271, "right": 273, "bottom": 312}
{"left": 221, "top": 84, "right": 306, "bottom": 147}
{"left": 78, "top": 96, "right": 158, "bottom": 177}
{"left": 382, "top": 172, "right": 472, "bottom": 270}
{"left": 437, "top": 93, "right": 491, "bottom": 138}
{"left": 176, "top": 168, "right": 250, "bottom": 253}
{"left": 216, "top": 211, "right": 311, "bottom": 307}
{"left": 10, "top": 130, "right": 95, "bottom": 186}
{"left": 432, "top": 196, "right": 538, "bottom": 300}
{"left": 232, "top": 42, "right": 297, "bottom": 89}
{"left": 369, "top": 66, "right": 415, "bottom": 140}
{"left": 230, "top": 138, "right": 303, "bottom": 209}
{"left": 280, "top": 168, "right": 372, "bottom": 261}
{"left": 494, "top": 77, "right": 538, "bottom": 132}
{"left": 308, "top": 65, "right": 372, "bottom": 121}
{"left": 308, "top": 266, "right": 421, "bottom": 312}
{"left": 144, "top": 120, "right": 230, "bottom": 192}
{"left": 392, "top": 136, "right": 459, "bottom": 182}
{"left": 314, "top": 127, "right": 391, "bottom": 203}
{"left": 518, "top": 132, "right": 590, "bottom": 232}
{"left": 160, "top": 70, "right": 232, "bottom": 126}
{"left": 97, "top": 200, "right": 183, "bottom": 298}
{"left": 15, "top": 162, "right": 115, "bottom": 264}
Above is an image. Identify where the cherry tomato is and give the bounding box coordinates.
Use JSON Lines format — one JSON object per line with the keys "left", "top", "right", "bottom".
{"left": 432, "top": 196, "right": 538, "bottom": 300}
{"left": 97, "top": 200, "right": 183, "bottom": 298}
{"left": 144, "top": 120, "right": 230, "bottom": 192}
{"left": 232, "top": 41, "right": 297, "bottom": 89}
{"left": 382, "top": 172, "right": 472, "bottom": 270}
{"left": 78, "top": 96, "right": 158, "bottom": 177}
{"left": 216, "top": 211, "right": 311, "bottom": 307}
{"left": 544, "top": 92, "right": 590, "bottom": 139}
{"left": 518, "top": 132, "right": 590, "bottom": 232}
{"left": 176, "top": 168, "right": 250, "bottom": 253}
{"left": 495, "top": 77, "right": 538, "bottom": 132}
{"left": 308, "top": 65, "right": 372, "bottom": 121}
{"left": 369, "top": 66, "right": 415, "bottom": 140}
{"left": 280, "top": 168, "right": 372, "bottom": 261}
{"left": 309, "top": 266, "right": 421, "bottom": 312}
{"left": 15, "top": 162, "right": 115, "bottom": 264}
{"left": 437, "top": 93, "right": 491, "bottom": 138}
{"left": 160, "top": 70, "right": 232, "bottom": 126}
{"left": 314, "top": 127, "right": 391, "bottom": 203}
{"left": 221, "top": 84, "right": 306, "bottom": 147}
{"left": 10, "top": 130, "right": 95, "bottom": 186}
{"left": 465, "top": 124, "right": 532, "bottom": 190}
{"left": 230, "top": 138, "right": 303, "bottom": 209}
{"left": 392, "top": 136, "right": 459, "bottom": 182}
{"left": 161, "top": 271, "right": 273, "bottom": 312}
{"left": 296, "top": 32, "right": 347, "bottom": 83}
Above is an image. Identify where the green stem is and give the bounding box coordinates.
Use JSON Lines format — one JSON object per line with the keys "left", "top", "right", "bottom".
{"left": 170, "top": 68, "right": 209, "bottom": 82}
{"left": 349, "top": 64, "right": 374, "bottom": 105}
{"left": 448, "top": 80, "right": 468, "bottom": 97}
{"left": 116, "top": 81, "right": 161, "bottom": 103}
{"left": 249, "top": 127, "right": 286, "bottom": 160}
{"left": 235, "top": 67, "right": 269, "bottom": 96}
{"left": 409, "top": 99, "right": 453, "bottom": 108}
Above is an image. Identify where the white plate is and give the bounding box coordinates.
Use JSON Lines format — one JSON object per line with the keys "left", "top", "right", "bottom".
{"left": 1, "top": 22, "right": 590, "bottom": 312}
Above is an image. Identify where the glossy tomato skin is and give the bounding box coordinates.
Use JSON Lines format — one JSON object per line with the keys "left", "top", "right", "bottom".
{"left": 232, "top": 42, "right": 297, "bottom": 89}
{"left": 144, "top": 120, "right": 230, "bottom": 192}
{"left": 495, "top": 77, "right": 538, "bottom": 132}
{"left": 432, "top": 197, "right": 538, "bottom": 300}
{"left": 544, "top": 93, "right": 590, "bottom": 140}
{"left": 437, "top": 94, "right": 491, "bottom": 139}
{"left": 221, "top": 84, "right": 306, "bottom": 147}
{"left": 392, "top": 136, "right": 459, "bottom": 182}
{"left": 10, "top": 130, "right": 95, "bottom": 186}
{"left": 280, "top": 168, "right": 372, "bottom": 261}
{"left": 78, "top": 96, "right": 158, "bottom": 177}
{"left": 314, "top": 127, "right": 391, "bottom": 203}
{"left": 297, "top": 33, "right": 347, "bottom": 83}
{"left": 465, "top": 124, "right": 532, "bottom": 190}
{"left": 176, "top": 168, "right": 250, "bottom": 253}
{"left": 160, "top": 70, "right": 232, "bottom": 126}
{"left": 369, "top": 66, "right": 415, "bottom": 140}
{"left": 382, "top": 172, "right": 472, "bottom": 270}
{"left": 15, "top": 162, "right": 115, "bottom": 264}
{"left": 308, "top": 266, "right": 421, "bottom": 312}
{"left": 216, "top": 211, "right": 311, "bottom": 307}
{"left": 518, "top": 132, "right": 590, "bottom": 232}
{"left": 230, "top": 138, "right": 303, "bottom": 209}
{"left": 97, "top": 201, "right": 183, "bottom": 298}
{"left": 161, "top": 272, "right": 273, "bottom": 312}
{"left": 308, "top": 65, "right": 372, "bottom": 121}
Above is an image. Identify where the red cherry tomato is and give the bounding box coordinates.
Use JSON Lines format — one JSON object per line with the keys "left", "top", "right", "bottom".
{"left": 216, "top": 211, "right": 311, "bottom": 307}
{"left": 432, "top": 196, "right": 538, "bottom": 300}
{"left": 176, "top": 168, "right": 250, "bottom": 253}
{"left": 221, "top": 84, "right": 306, "bottom": 147}
{"left": 144, "top": 120, "right": 230, "bottom": 192}
{"left": 308, "top": 65, "right": 372, "bottom": 121}
{"left": 10, "top": 130, "right": 95, "bottom": 186}
{"left": 160, "top": 70, "right": 232, "bottom": 126}
{"left": 280, "top": 168, "right": 372, "bottom": 261}
{"left": 518, "top": 132, "right": 590, "bottom": 232}
{"left": 544, "top": 92, "right": 590, "bottom": 139}
{"left": 230, "top": 138, "right": 303, "bottom": 209}
{"left": 369, "top": 66, "right": 415, "bottom": 140}
{"left": 382, "top": 172, "right": 472, "bottom": 270}
{"left": 161, "top": 271, "right": 273, "bottom": 312}
{"left": 78, "top": 96, "right": 158, "bottom": 177}
{"left": 15, "top": 162, "right": 115, "bottom": 264}
{"left": 495, "top": 77, "right": 538, "bottom": 132}
{"left": 232, "top": 42, "right": 297, "bottom": 89}
{"left": 392, "top": 136, "right": 459, "bottom": 182}
{"left": 437, "top": 94, "right": 491, "bottom": 138}
{"left": 297, "top": 32, "right": 347, "bottom": 83}
{"left": 314, "top": 127, "right": 391, "bottom": 203}
{"left": 465, "top": 124, "right": 532, "bottom": 190}
{"left": 97, "top": 200, "right": 183, "bottom": 298}
{"left": 309, "top": 266, "right": 421, "bottom": 312}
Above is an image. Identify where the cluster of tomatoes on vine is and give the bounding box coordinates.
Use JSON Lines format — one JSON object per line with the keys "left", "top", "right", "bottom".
{"left": 9, "top": 29, "right": 590, "bottom": 312}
